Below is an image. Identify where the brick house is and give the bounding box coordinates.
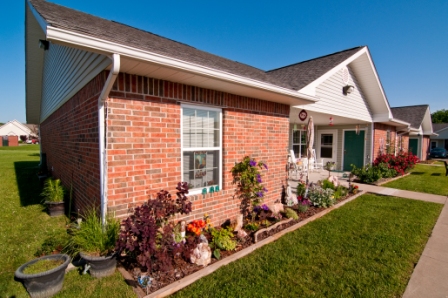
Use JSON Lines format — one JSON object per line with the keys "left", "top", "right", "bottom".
{"left": 25, "top": 0, "right": 428, "bottom": 225}
{"left": 391, "top": 105, "right": 436, "bottom": 161}
{"left": 430, "top": 123, "right": 448, "bottom": 151}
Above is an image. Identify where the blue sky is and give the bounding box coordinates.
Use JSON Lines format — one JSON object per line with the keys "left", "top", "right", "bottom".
{"left": 1, "top": 0, "right": 447, "bottom": 123}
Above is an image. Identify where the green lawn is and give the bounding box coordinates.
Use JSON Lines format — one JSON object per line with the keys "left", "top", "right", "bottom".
{"left": 383, "top": 162, "right": 448, "bottom": 196}
{"left": 172, "top": 194, "right": 442, "bottom": 298}
{"left": 0, "top": 146, "right": 134, "bottom": 297}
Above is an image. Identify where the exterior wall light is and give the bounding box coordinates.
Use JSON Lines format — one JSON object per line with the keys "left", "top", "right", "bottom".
{"left": 343, "top": 85, "right": 355, "bottom": 95}
{"left": 39, "top": 39, "right": 49, "bottom": 50}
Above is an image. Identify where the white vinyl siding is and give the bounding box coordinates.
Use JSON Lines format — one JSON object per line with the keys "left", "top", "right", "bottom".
{"left": 296, "top": 67, "right": 373, "bottom": 122}
{"left": 40, "top": 44, "right": 111, "bottom": 122}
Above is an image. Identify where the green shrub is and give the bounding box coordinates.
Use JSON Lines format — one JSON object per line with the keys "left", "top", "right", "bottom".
{"left": 66, "top": 208, "right": 120, "bottom": 256}
{"left": 41, "top": 178, "right": 66, "bottom": 202}
{"left": 210, "top": 227, "right": 237, "bottom": 251}
{"left": 351, "top": 164, "right": 382, "bottom": 183}
{"left": 377, "top": 162, "right": 397, "bottom": 178}
{"left": 284, "top": 208, "right": 299, "bottom": 220}
{"left": 244, "top": 222, "right": 259, "bottom": 231}
{"left": 308, "top": 187, "right": 335, "bottom": 208}
{"left": 333, "top": 186, "right": 348, "bottom": 200}
{"left": 321, "top": 179, "right": 335, "bottom": 190}
{"left": 297, "top": 182, "right": 306, "bottom": 197}
{"left": 298, "top": 203, "right": 309, "bottom": 213}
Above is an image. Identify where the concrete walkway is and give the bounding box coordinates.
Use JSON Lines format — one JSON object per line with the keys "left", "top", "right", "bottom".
{"left": 288, "top": 172, "right": 448, "bottom": 297}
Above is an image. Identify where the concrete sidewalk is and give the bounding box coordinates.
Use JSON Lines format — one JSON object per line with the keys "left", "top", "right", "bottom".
{"left": 355, "top": 184, "right": 448, "bottom": 298}
{"left": 288, "top": 173, "right": 448, "bottom": 297}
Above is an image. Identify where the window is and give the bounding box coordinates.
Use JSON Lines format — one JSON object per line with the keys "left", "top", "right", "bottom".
{"left": 320, "top": 134, "right": 333, "bottom": 158}
{"left": 292, "top": 129, "right": 307, "bottom": 158}
{"left": 181, "top": 105, "right": 222, "bottom": 193}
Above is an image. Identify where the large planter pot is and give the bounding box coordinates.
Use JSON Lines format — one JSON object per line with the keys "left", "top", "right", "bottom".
{"left": 79, "top": 252, "right": 117, "bottom": 278}
{"left": 45, "top": 201, "right": 65, "bottom": 217}
{"left": 14, "top": 254, "right": 71, "bottom": 298}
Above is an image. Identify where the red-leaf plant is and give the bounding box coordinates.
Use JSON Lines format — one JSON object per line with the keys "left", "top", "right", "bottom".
{"left": 116, "top": 182, "right": 194, "bottom": 273}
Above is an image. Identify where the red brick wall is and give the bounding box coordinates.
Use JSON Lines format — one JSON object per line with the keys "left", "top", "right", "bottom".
{"left": 40, "top": 72, "right": 107, "bottom": 212}
{"left": 106, "top": 73, "right": 290, "bottom": 226}
{"left": 8, "top": 136, "right": 19, "bottom": 146}
{"left": 373, "top": 123, "right": 397, "bottom": 160}
{"left": 400, "top": 134, "right": 409, "bottom": 153}
{"left": 421, "top": 136, "right": 430, "bottom": 161}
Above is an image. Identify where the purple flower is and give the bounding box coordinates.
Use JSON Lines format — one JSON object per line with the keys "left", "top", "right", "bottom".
{"left": 263, "top": 164, "right": 268, "bottom": 170}
{"left": 249, "top": 160, "right": 257, "bottom": 167}
{"left": 261, "top": 204, "right": 269, "bottom": 211}
{"left": 256, "top": 174, "right": 262, "bottom": 183}
{"left": 263, "top": 187, "right": 268, "bottom": 192}
{"left": 253, "top": 206, "right": 261, "bottom": 213}
{"left": 256, "top": 192, "right": 264, "bottom": 198}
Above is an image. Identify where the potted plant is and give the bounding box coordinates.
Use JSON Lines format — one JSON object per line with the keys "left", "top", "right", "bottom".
{"left": 15, "top": 254, "right": 71, "bottom": 297}
{"left": 67, "top": 208, "right": 120, "bottom": 278}
{"left": 41, "top": 178, "right": 66, "bottom": 217}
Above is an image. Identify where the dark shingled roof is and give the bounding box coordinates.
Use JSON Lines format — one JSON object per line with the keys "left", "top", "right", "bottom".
{"left": 29, "top": 0, "right": 364, "bottom": 92}
{"left": 266, "top": 47, "right": 365, "bottom": 90}
{"left": 391, "top": 105, "right": 429, "bottom": 129}
{"left": 432, "top": 123, "right": 448, "bottom": 132}
{"left": 29, "top": 0, "right": 294, "bottom": 89}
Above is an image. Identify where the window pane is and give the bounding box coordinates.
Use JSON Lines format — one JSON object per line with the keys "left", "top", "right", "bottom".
{"left": 301, "top": 131, "right": 307, "bottom": 144}
{"left": 321, "top": 134, "right": 333, "bottom": 146}
{"left": 321, "top": 147, "right": 332, "bottom": 158}
{"left": 183, "top": 150, "right": 219, "bottom": 190}
{"left": 183, "top": 108, "right": 220, "bottom": 148}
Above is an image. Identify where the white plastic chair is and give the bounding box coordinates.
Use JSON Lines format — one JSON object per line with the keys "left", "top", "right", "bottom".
{"left": 288, "top": 150, "right": 300, "bottom": 179}
{"left": 312, "top": 149, "right": 323, "bottom": 171}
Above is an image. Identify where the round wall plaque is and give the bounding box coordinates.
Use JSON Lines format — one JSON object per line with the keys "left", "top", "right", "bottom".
{"left": 299, "top": 109, "right": 307, "bottom": 121}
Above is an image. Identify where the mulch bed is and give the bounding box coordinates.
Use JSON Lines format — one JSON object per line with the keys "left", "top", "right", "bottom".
{"left": 119, "top": 194, "right": 356, "bottom": 297}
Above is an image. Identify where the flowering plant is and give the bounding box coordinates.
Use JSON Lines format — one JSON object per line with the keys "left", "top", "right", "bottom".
{"left": 231, "top": 156, "right": 268, "bottom": 216}
{"left": 187, "top": 219, "right": 206, "bottom": 236}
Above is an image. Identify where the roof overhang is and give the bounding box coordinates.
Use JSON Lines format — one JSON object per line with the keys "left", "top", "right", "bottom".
{"left": 26, "top": 1, "right": 318, "bottom": 123}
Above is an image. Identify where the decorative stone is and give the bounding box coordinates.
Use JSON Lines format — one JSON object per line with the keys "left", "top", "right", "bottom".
{"left": 198, "top": 234, "right": 208, "bottom": 244}
{"left": 190, "top": 243, "right": 211, "bottom": 266}
{"left": 328, "top": 175, "right": 339, "bottom": 187}
{"left": 236, "top": 229, "right": 247, "bottom": 239}
{"left": 270, "top": 203, "right": 284, "bottom": 214}
{"left": 234, "top": 214, "right": 243, "bottom": 231}
{"left": 286, "top": 186, "right": 299, "bottom": 206}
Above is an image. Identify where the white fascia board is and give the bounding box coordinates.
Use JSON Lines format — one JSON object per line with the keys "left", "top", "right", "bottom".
{"left": 46, "top": 26, "right": 318, "bottom": 104}
{"left": 27, "top": 0, "right": 48, "bottom": 34}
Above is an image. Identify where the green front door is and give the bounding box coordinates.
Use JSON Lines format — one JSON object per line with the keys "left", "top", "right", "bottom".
{"left": 343, "top": 131, "right": 365, "bottom": 171}
{"left": 409, "top": 139, "right": 418, "bottom": 156}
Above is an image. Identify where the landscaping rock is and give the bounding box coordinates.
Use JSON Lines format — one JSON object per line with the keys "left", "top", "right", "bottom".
{"left": 190, "top": 243, "right": 211, "bottom": 266}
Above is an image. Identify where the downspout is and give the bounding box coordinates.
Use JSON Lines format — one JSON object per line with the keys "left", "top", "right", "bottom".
{"left": 99, "top": 53, "right": 120, "bottom": 226}
{"left": 370, "top": 123, "right": 374, "bottom": 164}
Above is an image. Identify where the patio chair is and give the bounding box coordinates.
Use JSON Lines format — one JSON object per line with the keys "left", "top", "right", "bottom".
{"left": 444, "top": 161, "right": 448, "bottom": 176}
{"left": 288, "top": 150, "right": 301, "bottom": 179}
{"left": 312, "top": 149, "right": 324, "bottom": 171}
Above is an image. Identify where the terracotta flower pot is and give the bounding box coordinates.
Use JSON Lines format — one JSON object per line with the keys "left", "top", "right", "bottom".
{"left": 15, "top": 254, "right": 71, "bottom": 298}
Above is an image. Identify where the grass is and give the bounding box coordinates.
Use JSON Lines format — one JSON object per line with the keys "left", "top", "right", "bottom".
{"left": 383, "top": 162, "right": 448, "bottom": 196}
{"left": 0, "top": 146, "right": 134, "bottom": 297}
{"left": 172, "top": 194, "right": 442, "bottom": 297}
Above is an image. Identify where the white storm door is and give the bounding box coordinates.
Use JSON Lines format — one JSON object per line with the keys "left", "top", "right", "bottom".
{"left": 317, "top": 130, "right": 337, "bottom": 163}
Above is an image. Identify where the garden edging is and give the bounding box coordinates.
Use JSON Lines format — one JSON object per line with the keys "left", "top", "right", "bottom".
{"left": 135, "top": 191, "right": 365, "bottom": 298}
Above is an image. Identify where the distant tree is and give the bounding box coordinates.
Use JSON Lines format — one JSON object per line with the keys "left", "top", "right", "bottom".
{"left": 0, "top": 123, "right": 4, "bottom": 126}
{"left": 431, "top": 109, "right": 448, "bottom": 123}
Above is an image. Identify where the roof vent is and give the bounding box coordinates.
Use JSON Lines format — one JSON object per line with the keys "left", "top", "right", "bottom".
{"left": 342, "top": 67, "right": 349, "bottom": 84}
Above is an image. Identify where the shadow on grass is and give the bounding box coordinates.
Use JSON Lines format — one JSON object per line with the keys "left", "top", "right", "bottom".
{"left": 410, "top": 172, "right": 425, "bottom": 175}
{"left": 14, "top": 161, "right": 43, "bottom": 207}
{"left": 28, "top": 153, "right": 40, "bottom": 157}
{"left": 430, "top": 173, "right": 441, "bottom": 176}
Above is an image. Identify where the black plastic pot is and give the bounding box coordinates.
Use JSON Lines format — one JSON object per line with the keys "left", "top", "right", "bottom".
{"left": 45, "top": 201, "right": 65, "bottom": 217}
{"left": 79, "top": 252, "right": 117, "bottom": 278}
{"left": 15, "top": 254, "right": 71, "bottom": 298}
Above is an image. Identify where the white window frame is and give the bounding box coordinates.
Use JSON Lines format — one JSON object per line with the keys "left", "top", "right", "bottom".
{"left": 291, "top": 128, "right": 307, "bottom": 158}
{"left": 180, "top": 104, "right": 222, "bottom": 195}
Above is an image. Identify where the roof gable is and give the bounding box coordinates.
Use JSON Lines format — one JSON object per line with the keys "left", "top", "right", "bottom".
{"left": 432, "top": 123, "right": 448, "bottom": 133}
{"left": 266, "top": 47, "right": 364, "bottom": 90}
{"left": 391, "top": 105, "right": 428, "bottom": 129}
